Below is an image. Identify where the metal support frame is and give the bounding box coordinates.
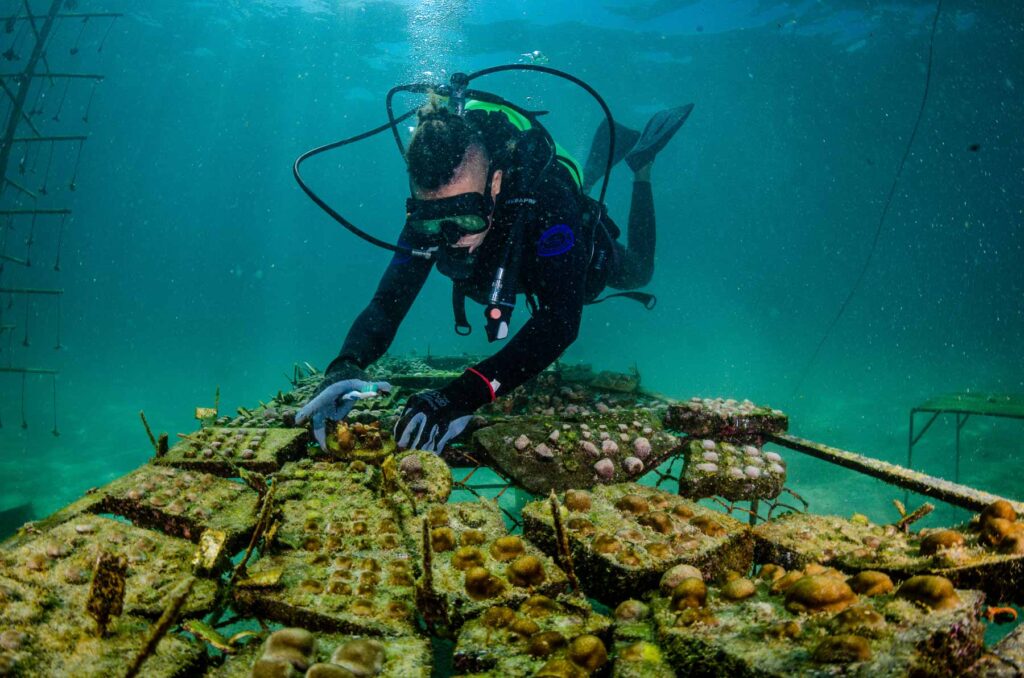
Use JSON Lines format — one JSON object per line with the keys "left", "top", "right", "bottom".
{"left": 771, "top": 432, "right": 1024, "bottom": 515}
{"left": 908, "top": 395, "right": 1024, "bottom": 485}
{"left": 449, "top": 450, "right": 529, "bottom": 531}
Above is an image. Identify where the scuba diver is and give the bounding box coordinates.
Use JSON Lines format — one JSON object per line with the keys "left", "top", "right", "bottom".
{"left": 297, "top": 72, "right": 692, "bottom": 454}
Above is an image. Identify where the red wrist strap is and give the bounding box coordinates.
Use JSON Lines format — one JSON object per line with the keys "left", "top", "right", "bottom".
{"left": 466, "top": 367, "right": 496, "bottom": 402}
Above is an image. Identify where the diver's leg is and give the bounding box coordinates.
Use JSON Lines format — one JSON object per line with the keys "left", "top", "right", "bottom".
{"left": 582, "top": 120, "right": 640, "bottom": 195}
{"left": 607, "top": 169, "right": 656, "bottom": 290}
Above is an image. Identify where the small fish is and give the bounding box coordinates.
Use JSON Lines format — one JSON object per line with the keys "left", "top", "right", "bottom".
{"left": 520, "top": 50, "right": 549, "bottom": 65}
{"left": 968, "top": 143, "right": 981, "bottom": 152}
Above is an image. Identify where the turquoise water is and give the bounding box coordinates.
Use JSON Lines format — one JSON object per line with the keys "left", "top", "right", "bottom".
{"left": 0, "top": 1, "right": 1021, "bottom": 532}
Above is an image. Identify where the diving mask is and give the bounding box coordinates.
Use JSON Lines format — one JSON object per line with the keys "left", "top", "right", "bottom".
{"left": 405, "top": 193, "right": 490, "bottom": 246}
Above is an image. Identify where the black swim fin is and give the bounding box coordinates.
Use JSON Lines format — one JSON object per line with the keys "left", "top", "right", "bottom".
{"left": 625, "top": 103, "right": 694, "bottom": 171}
{"left": 582, "top": 119, "right": 641, "bottom": 194}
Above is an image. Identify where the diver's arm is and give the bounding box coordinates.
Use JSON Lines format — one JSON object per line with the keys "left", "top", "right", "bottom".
{"left": 443, "top": 207, "right": 589, "bottom": 408}
{"left": 324, "top": 236, "right": 433, "bottom": 380}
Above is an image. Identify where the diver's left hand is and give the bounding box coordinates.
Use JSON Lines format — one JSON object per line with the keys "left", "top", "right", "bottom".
{"left": 394, "top": 390, "right": 474, "bottom": 454}
{"left": 296, "top": 379, "right": 392, "bottom": 451}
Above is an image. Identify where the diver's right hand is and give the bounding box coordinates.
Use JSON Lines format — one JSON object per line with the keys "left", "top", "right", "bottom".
{"left": 296, "top": 379, "right": 392, "bottom": 451}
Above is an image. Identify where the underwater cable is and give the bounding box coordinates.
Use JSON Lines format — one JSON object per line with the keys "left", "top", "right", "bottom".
{"left": 790, "top": 0, "right": 944, "bottom": 396}
{"left": 294, "top": 65, "right": 619, "bottom": 259}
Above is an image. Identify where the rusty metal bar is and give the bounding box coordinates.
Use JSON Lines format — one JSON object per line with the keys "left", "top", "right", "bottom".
{"left": 0, "top": 366, "right": 58, "bottom": 374}
{"left": 0, "top": 287, "right": 63, "bottom": 295}
{"left": 0, "top": 1, "right": 62, "bottom": 179}
{"left": 0, "top": 79, "right": 40, "bottom": 137}
{"left": 12, "top": 135, "right": 88, "bottom": 142}
{"left": 0, "top": 73, "right": 105, "bottom": 81}
{"left": 0, "top": 208, "right": 71, "bottom": 215}
{"left": 768, "top": 432, "right": 1024, "bottom": 515}
{"left": 4, "top": 176, "right": 37, "bottom": 199}
{"left": 9, "top": 12, "right": 123, "bottom": 21}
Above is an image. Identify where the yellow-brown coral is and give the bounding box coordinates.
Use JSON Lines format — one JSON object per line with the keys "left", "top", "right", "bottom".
{"left": 758, "top": 564, "right": 786, "bottom": 581}
{"left": 566, "top": 518, "right": 594, "bottom": 537}
{"left": 615, "top": 495, "right": 649, "bottom": 515}
{"left": 528, "top": 631, "right": 567, "bottom": 658}
{"left": 784, "top": 575, "right": 857, "bottom": 614}
{"left": 568, "top": 634, "right": 608, "bottom": 672}
{"left": 507, "top": 555, "right": 546, "bottom": 587}
{"left": 980, "top": 499, "right": 1017, "bottom": 527}
{"left": 919, "top": 530, "right": 965, "bottom": 556}
{"left": 812, "top": 635, "right": 872, "bottom": 663}
{"left": 846, "top": 571, "right": 894, "bottom": 597}
{"left": 430, "top": 527, "right": 456, "bottom": 552}
{"left": 614, "top": 599, "right": 649, "bottom": 621}
{"left": 460, "top": 529, "right": 486, "bottom": 546}
{"left": 660, "top": 564, "right": 703, "bottom": 595}
{"left": 452, "top": 546, "right": 485, "bottom": 571}
{"left": 592, "top": 534, "right": 620, "bottom": 555}
{"left": 832, "top": 607, "right": 887, "bottom": 636}
{"left": 520, "top": 594, "right": 560, "bottom": 618}
{"left": 464, "top": 567, "right": 506, "bottom": 600}
{"left": 564, "top": 489, "right": 591, "bottom": 512}
{"left": 690, "top": 515, "right": 725, "bottom": 537}
{"left": 534, "top": 658, "right": 585, "bottom": 678}
{"left": 770, "top": 571, "right": 804, "bottom": 595}
{"left": 510, "top": 618, "right": 541, "bottom": 638}
{"left": 720, "top": 578, "right": 756, "bottom": 601}
{"left": 638, "top": 512, "right": 674, "bottom": 534}
{"left": 489, "top": 536, "right": 526, "bottom": 562}
{"left": 897, "top": 575, "right": 960, "bottom": 610}
{"left": 482, "top": 606, "right": 516, "bottom": 628}
{"left": 262, "top": 628, "right": 316, "bottom": 671}
{"left": 670, "top": 578, "right": 707, "bottom": 610}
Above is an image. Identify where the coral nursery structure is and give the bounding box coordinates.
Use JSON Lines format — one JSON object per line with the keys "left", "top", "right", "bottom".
{"left": 1, "top": 355, "right": 1022, "bottom": 677}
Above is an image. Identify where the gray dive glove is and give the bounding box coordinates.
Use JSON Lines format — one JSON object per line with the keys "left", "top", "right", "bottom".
{"left": 296, "top": 379, "right": 392, "bottom": 451}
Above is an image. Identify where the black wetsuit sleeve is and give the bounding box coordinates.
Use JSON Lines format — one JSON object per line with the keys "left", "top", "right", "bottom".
{"left": 326, "top": 230, "right": 433, "bottom": 375}
{"left": 454, "top": 191, "right": 588, "bottom": 404}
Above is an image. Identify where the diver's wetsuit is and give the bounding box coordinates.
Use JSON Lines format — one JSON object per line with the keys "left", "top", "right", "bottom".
{"left": 326, "top": 120, "right": 656, "bottom": 408}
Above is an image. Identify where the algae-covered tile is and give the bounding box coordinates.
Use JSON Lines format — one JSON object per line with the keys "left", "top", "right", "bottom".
{"left": 756, "top": 507, "right": 1024, "bottom": 605}
{"left": 405, "top": 499, "right": 570, "bottom": 632}
{"left": 650, "top": 564, "right": 985, "bottom": 677}
{"left": 233, "top": 490, "right": 419, "bottom": 637}
{"left": 0, "top": 575, "right": 204, "bottom": 678}
{"left": 753, "top": 512, "right": 885, "bottom": 569}
{"left": 82, "top": 464, "right": 260, "bottom": 551}
{"left": 522, "top": 483, "right": 753, "bottom": 605}
{"left": 473, "top": 414, "right": 679, "bottom": 494}
{"left": 46, "top": 613, "right": 205, "bottom": 678}
{"left": 965, "top": 624, "right": 1024, "bottom": 677}
{"left": 453, "top": 593, "right": 612, "bottom": 676}
{"left": 664, "top": 397, "right": 787, "bottom": 440}
{"left": 273, "top": 460, "right": 383, "bottom": 550}
{"left": 0, "top": 574, "right": 59, "bottom": 675}
{"left": 680, "top": 439, "right": 787, "bottom": 501}
{"left": 0, "top": 573, "right": 52, "bottom": 626}
{"left": 395, "top": 449, "right": 453, "bottom": 505}
{"left": 608, "top": 599, "right": 676, "bottom": 678}
{"left": 208, "top": 630, "right": 430, "bottom": 678}
{"left": 233, "top": 549, "right": 418, "bottom": 636}
{"left": 156, "top": 426, "right": 307, "bottom": 476}
{"left": 0, "top": 516, "right": 217, "bottom": 619}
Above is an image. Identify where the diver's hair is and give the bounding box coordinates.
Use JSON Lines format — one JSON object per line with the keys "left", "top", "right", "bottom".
{"left": 406, "top": 98, "right": 487, "bottom": 192}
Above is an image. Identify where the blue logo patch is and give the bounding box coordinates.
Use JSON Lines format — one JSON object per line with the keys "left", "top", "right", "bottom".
{"left": 537, "top": 224, "right": 574, "bottom": 257}
{"left": 389, "top": 239, "right": 412, "bottom": 266}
